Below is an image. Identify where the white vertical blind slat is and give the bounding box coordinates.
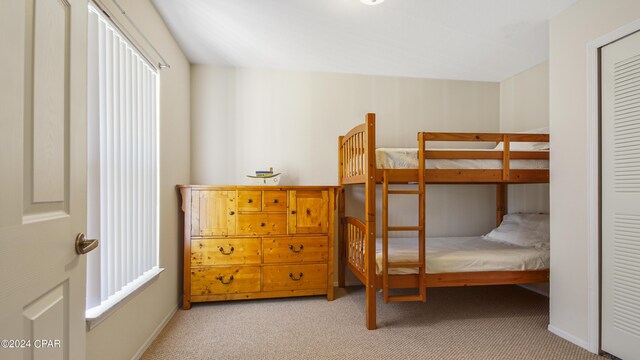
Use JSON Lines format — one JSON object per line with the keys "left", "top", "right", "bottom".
{"left": 87, "top": 5, "right": 159, "bottom": 308}
{"left": 125, "top": 47, "right": 132, "bottom": 285}
{"left": 152, "top": 76, "right": 158, "bottom": 266}
{"left": 142, "top": 68, "right": 148, "bottom": 273}
{"left": 137, "top": 59, "right": 143, "bottom": 279}
{"left": 97, "top": 17, "right": 109, "bottom": 303}
{"left": 129, "top": 53, "right": 140, "bottom": 281}
{"left": 114, "top": 35, "right": 122, "bottom": 294}
{"left": 107, "top": 26, "right": 116, "bottom": 300}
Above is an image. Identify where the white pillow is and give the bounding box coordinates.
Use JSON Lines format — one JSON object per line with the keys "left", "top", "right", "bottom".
{"left": 483, "top": 213, "right": 550, "bottom": 248}
{"left": 494, "top": 127, "right": 549, "bottom": 151}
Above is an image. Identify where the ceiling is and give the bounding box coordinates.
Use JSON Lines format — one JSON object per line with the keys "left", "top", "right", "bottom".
{"left": 152, "top": 0, "right": 575, "bottom": 82}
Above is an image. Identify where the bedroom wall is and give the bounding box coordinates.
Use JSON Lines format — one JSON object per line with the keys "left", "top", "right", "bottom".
{"left": 85, "top": 1, "right": 190, "bottom": 359}
{"left": 549, "top": 0, "right": 640, "bottom": 351}
{"left": 499, "top": 62, "right": 550, "bottom": 297}
{"left": 499, "top": 61, "right": 550, "bottom": 215}
{"left": 191, "top": 65, "right": 501, "bottom": 240}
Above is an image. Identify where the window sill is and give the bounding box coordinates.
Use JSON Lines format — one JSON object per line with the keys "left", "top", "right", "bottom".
{"left": 85, "top": 267, "right": 165, "bottom": 331}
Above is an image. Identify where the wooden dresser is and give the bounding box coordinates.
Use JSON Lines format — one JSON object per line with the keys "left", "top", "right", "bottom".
{"left": 177, "top": 185, "right": 336, "bottom": 309}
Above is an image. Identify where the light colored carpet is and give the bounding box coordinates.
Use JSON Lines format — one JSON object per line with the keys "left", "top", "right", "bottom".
{"left": 142, "top": 286, "right": 602, "bottom": 360}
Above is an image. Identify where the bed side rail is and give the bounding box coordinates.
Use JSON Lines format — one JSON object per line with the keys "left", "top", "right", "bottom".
{"left": 418, "top": 132, "right": 549, "bottom": 183}
{"left": 345, "top": 217, "right": 368, "bottom": 284}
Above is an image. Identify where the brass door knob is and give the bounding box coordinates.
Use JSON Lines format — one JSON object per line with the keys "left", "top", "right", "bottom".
{"left": 75, "top": 233, "right": 99, "bottom": 255}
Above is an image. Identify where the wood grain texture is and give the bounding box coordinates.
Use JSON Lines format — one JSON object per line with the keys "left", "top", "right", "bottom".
{"left": 262, "top": 236, "right": 328, "bottom": 264}
{"left": 262, "top": 190, "right": 287, "bottom": 212}
{"left": 180, "top": 187, "right": 192, "bottom": 309}
{"left": 262, "top": 264, "right": 327, "bottom": 291}
{"left": 191, "top": 238, "right": 261, "bottom": 266}
{"left": 337, "top": 188, "right": 346, "bottom": 288}
{"left": 365, "top": 113, "right": 377, "bottom": 330}
{"left": 191, "top": 266, "right": 261, "bottom": 295}
{"left": 237, "top": 213, "right": 287, "bottom": 235}
{"left": 373, "top": 270, "right": 550, "bottom": 289}
{"left": 179, "top": 186, "right": 335, "bottom": 306}
{"left": 326, "top": 188, "right": 335, "bottom": 300}
{"left": 192, "top": 190, "right": 236, "bottom": 236}
{"left": 289, "top": 190, "right": 329, "bottom": 234}
{"left": 237, "top": 190, "right": 261, "bottom": 212}
{"left": 190, "top": 288, "right": 327, "bottom": 302}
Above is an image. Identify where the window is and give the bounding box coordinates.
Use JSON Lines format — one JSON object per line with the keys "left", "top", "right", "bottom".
{"left": 86, "top": 3, "right": 162, "bottom": 328}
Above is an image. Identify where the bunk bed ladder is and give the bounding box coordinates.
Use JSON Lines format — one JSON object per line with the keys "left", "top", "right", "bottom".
{"left": 381, "top": 170, "right": 427, "bottom": 303}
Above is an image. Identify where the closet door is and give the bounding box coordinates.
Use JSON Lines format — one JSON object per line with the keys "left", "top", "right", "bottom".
{"left": 601, "top": 30, "right": 640, "bottom": 360}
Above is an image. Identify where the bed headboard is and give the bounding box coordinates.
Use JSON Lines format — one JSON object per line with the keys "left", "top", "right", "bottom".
{"left": 339, "top": 113, "right": 375, "bottom": 185}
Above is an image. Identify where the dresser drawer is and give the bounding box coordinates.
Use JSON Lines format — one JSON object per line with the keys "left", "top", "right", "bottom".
{"left": 237, "top": 191, "right": 261, "bottom": 212}
{"left": 191, "top": 266, "right": 260, "bottom": 295}
{"left": 262, "top": 264, "right": 327, "bottom": 291}
{"left": 263, "top": 236, "right": 328, "bottom": 264}
{"left": 262, "top": 191, "right": 287, "bottom": 212}
{"left": 191, "top": 238, "right": 261, "bottom": 266}
{"left": 237, "top": 213, "right": 287, "bottom": 235}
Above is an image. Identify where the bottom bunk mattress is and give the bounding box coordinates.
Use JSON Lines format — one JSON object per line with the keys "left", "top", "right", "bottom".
{"left": 374, "top": 236, "right": 549, "bottom": 275}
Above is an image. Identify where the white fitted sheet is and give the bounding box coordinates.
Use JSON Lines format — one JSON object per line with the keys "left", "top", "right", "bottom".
{"left": 375, "top": 236, "right": 549, "bottom": 275}
{"left": 375, "top": 148, "right": 549, "bottom": 170}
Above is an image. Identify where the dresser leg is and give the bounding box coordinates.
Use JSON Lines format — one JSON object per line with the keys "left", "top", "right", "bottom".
{"left": 182, "top": 300, "right": 191, "bottom": 310}
{"left": 327, "top": 286, "right": 335, "bottom": 301}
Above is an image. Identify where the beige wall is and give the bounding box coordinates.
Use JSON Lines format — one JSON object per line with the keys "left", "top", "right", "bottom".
{"left": 499, "top": 62, "right": 550, "bottom": 215}
{"left": 85, "top": 1, "right": 190, "bottom": 359}
{"left": 191, "top": 65, "right": 501, "bottom": 239}
{"left": 499, "top": 62, "right": 551, "bottom": 296}
{"left": 549, "top": 0, "right": 640, "bottom": 349}
{"left": 500, "top": 61, "right": 550, "bottom": 133}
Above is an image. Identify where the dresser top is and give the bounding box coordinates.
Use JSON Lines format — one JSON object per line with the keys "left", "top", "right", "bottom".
{"left": 176, "top": 184, "right": 339, "bottom": 190}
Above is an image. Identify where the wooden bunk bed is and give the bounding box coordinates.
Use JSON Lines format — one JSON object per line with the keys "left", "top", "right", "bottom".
{"left": 337, "top": 113, "right": 550, "bottom": 330}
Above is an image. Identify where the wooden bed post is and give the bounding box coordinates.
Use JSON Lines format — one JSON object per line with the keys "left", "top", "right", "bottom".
{"left": 496, "top": 184, "right": 507, "bottom": 226}
{"left": 365, "top": 113, "right": 377, "bottom": 330}
{"left": 338, "top": 136, "right": 346, "bottom": 288}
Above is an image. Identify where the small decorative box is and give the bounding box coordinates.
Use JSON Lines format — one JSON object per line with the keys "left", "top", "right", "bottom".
{"left": 247, "top": 168, "right": 281, "bottom": 185}
{"left": 246, "top": 173, "right": 282, "bottom": 185}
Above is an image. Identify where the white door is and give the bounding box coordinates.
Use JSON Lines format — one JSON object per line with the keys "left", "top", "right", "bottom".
{"left": 602, "top": 30, "right": 640, "bottom": 360}
{"left": 0, "top": 0, "right": 89, "bottom": 359}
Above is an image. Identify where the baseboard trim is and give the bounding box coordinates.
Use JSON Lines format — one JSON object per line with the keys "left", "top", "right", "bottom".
{"left": 518, "top": 284, "right": 549, "bottom": 297}
{"left": 130, "top": 305, "right": 178, "bottom": 360}
{"left": 548, "top": 325, "right": 590, "bottom": 351}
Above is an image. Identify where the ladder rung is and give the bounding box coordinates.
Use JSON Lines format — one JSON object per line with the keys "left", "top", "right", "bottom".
{"left": 388, "top": 190, "right": 421, "bottom": 195}
{"left": 387, "top": 295, "right": 424, "bottom": 302}
{"left": 387, "top": 262, "right": 422, "bottom": 268}
{"left": 388, "top": 226, "right": 423, "bottom": 231}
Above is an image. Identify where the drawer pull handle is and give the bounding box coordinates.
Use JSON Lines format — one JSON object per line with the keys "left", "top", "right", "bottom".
{"left": 229, "top": 211, "right": 235, "bottom": 215}
{"left": 219, "top": 246, "right": 234, "bottom": 255}
{"left": 289, "top": 272, "right": 304, "bottom": 281}
{"left": 289, "top": 244, "right": 304, "bottom": 253}
{"left": 247, "top": 199, "right": 253, "bottom": 203}
{"left": 306, "top": 209, "right": 311, "bottom": 215}
{"left": 215, "top": 275, "right": 234, "bottom": 285}
{"left": 291, "top": 210, "right": 296, "bottom": 214}
{"left": 273, "top": 199, "right": 279, "bottom": 204}
{"left": 260, "top": 222, "right": 266, "bottom": 227}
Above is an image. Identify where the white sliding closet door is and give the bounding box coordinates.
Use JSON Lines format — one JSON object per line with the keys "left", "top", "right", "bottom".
{"left": 602, "top": 30, "right": 640, "bottom": 360}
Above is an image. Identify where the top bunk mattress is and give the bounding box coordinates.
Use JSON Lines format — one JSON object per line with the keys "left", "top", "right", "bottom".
{"left": 376, "top": 148, "right": 549, "bottom": 170}
{"left": 375, "top": 236, "right": 549, "bottom": 275}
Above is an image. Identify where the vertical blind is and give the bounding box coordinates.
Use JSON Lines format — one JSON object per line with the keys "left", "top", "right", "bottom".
{"left": 87, "top": 4, "right": 159, "bottom": 312}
